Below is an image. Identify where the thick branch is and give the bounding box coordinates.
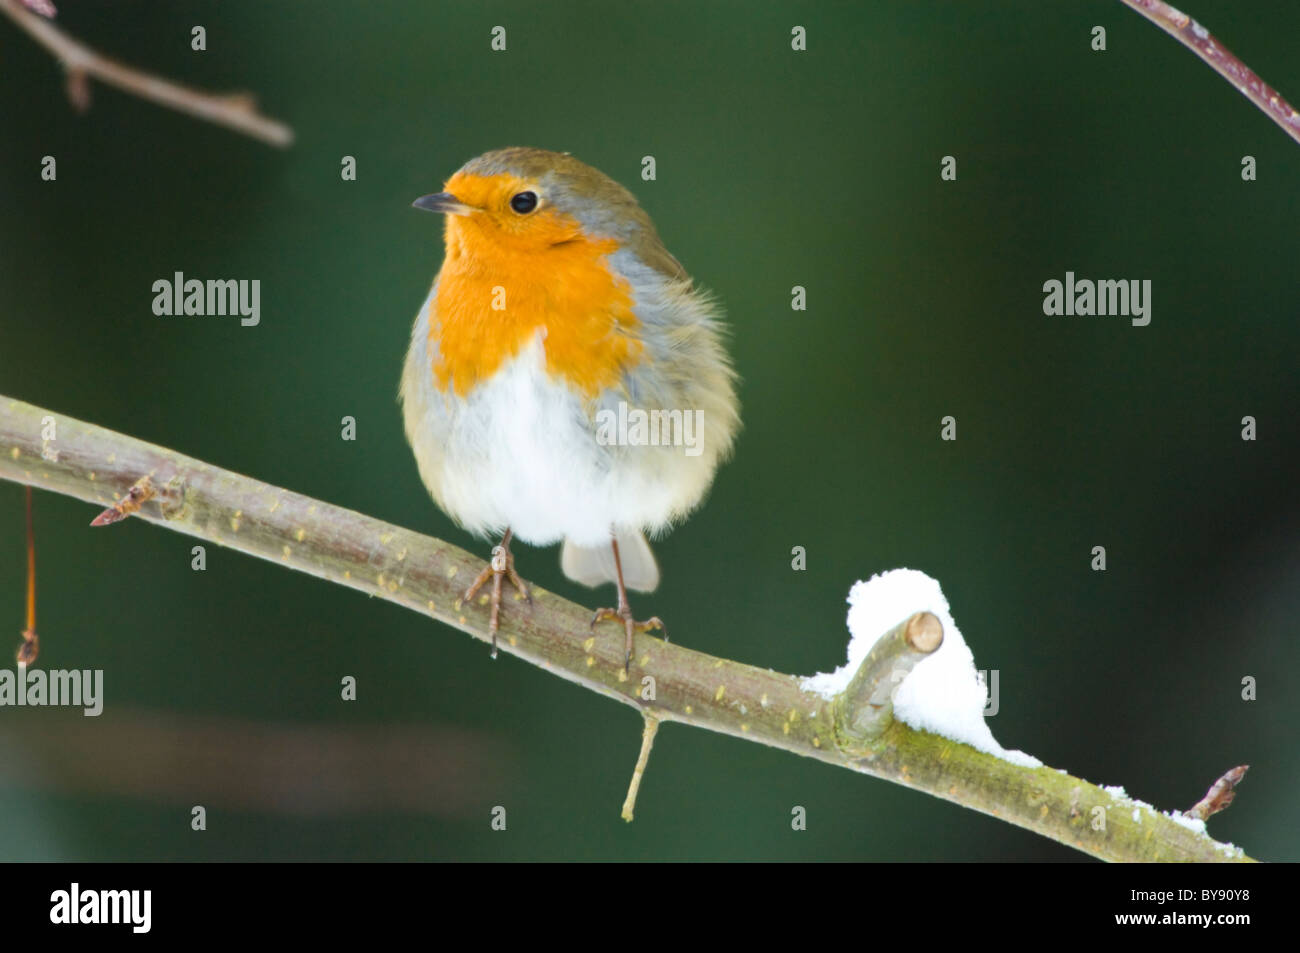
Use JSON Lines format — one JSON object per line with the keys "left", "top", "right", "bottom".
{"left": 1120, "top": 0, "right": 1300, "bottom": 146}
{"left": 1, "top": 0, "right": 293, "bottom": 147}
{"left": 0, "top": 396, "right": 1254, "bottom": 862}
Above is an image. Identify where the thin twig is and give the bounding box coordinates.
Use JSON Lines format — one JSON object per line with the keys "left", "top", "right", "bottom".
{"left": 17, "top": 485, "right": 38, "bottom": 664}
{"left": 0, "top": 0, "right": 292, "bottom": 147}
{"left": 0, "top": 396, "right": 1256, "bottom": 862}
{"left": 1120, "top": 0, "right": 1300, "bottom": 146}
{"left": 23, "top": 485, "right": 34, "bottom": 635}
{"left": 621, "top": 713, "right": 660, "bottom": 822}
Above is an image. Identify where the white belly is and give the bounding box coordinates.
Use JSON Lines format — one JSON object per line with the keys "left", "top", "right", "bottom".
{"left": 403, "top": 325, "right": 696, "bottom": 548}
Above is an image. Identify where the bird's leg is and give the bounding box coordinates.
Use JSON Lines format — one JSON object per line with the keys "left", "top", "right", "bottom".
{"left": 590, "top": 534, "right": 664, "bottom": 673}
{"left": 463, "top": 528, "right": 531, "bottom": 658}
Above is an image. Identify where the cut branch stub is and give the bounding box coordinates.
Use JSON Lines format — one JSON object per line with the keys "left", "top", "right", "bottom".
{"left": 835, "top": 611, "right": 943, "bottom": 745}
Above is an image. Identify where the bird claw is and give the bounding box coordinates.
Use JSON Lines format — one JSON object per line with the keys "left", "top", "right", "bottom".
{"left": 464, "top": 531, "right": 530, "bottom": 657}
{"left": 590, "top": 608, "right": 663, "bottom": 634}
{"left": 590, "top": 606, "right": 666, "bottom": 673}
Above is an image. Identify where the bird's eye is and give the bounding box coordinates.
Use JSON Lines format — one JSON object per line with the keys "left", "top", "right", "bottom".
{"left": 509, "top": 191, "right": 538, "bottom": 214}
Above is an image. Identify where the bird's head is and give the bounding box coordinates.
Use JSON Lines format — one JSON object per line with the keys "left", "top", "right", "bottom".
{"left": 413, "top": 147, "right": 683, "bottom": 276}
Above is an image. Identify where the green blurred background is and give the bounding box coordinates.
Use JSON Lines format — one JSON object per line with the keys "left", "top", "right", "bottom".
{"left": 1, "top": 0, "right": 1297, "bottom": 861}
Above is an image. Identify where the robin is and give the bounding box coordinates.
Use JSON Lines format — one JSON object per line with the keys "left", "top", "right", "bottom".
{"left": 401, "top": 147, "right": 739, "bottom": 669}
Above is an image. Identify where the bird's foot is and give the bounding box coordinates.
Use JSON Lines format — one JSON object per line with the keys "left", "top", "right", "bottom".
{"left": 463, "top": 529, "right": 532, "bottom": 658}
{"left": 591, "top": 605, "right": 665, "bottom": 674}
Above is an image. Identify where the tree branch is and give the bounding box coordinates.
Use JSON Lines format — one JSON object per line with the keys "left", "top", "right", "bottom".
{"left": 0, "top": 0, "right": 292, "bottom": 147}
{"left": 1120, "top": 0, "right": 1300, "bottom": 147}
{"left": 0, "top": 396, "right": 1254, "bottom": 862}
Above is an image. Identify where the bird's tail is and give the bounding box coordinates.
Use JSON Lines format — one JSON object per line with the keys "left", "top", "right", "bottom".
{"left": 561, "top": 529, "right": 660, "bottom": 592}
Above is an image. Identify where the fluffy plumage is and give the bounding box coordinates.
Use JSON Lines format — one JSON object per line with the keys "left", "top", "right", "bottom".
{"left": 400, "top": 147, "right": 739, "bottom": 591}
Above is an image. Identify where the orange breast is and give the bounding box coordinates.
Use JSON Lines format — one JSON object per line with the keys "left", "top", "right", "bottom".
{"left": 430, "top": 220, "right": 644, "bottom": 399}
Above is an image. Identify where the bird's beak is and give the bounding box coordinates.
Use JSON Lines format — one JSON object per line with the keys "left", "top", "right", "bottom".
{"left": 412, "top": 191, "right": 474, "bottom": 216}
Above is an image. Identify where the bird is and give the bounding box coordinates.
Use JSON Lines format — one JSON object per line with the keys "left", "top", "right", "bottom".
{"left": 400, "top": 147, "right": 739, "bottom": 669}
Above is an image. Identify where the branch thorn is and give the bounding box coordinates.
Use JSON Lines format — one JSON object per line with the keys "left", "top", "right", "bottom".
{"left": 91, "top": 474, "right": 155, "bottom": 526}
{"left": 1186, "top": 765, "right": 1249, "bottom": 821}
